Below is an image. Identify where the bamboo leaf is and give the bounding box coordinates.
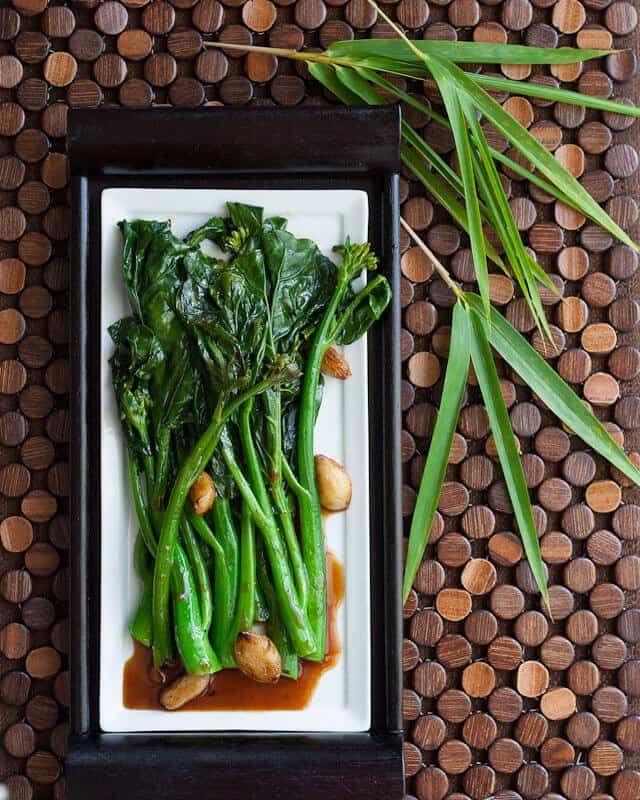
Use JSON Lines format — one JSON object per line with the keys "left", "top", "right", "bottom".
{"left": 434, "top": 68, "right": 490, "bottom": 320}
{"left": 470, "top": 72, "right": 640, "bottom": 118}
{"left": 329, "top": 39, "right": 611, "bottom": 65}
{"left": 444, "top": 61, "right": 640, "bottom": 253}
{"left": 333, "top": 63, "right": 385, "bottom": 105}
{"left": 401, "top": 145, "right": 508, "bottom": 272}
{"left": 468, "top": 310, "right": 549, "bottom": 606}
{"left": 307, "top": 62, "right": 360, "bottom": 105}
{"left": 403, "top": 302, "right": 470, "bottom": 601}
{"left": 463, "top": 96, "right": 553, "bottom": 337}
{"left": 466, "top": 293, "right": 640, "bottom": 487}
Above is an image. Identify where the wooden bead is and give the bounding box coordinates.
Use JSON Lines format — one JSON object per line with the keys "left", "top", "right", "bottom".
{"left": 403, "top": 639, "right": 419, "bottom": 672}
{"left": 516, "top": 711, "right": 548, "bottom": 748}
{"left": 612, "top": 770, "right": 640, "bottom": 800}
{"left": 561, "top": 765, "right": 596, "bottom": 800}
{"left": 543, "top": 636, "right": 576, "bottom": 672}
{"left": 413, "top": 714, "right": 446, "bottom": 750}
{"left": 568, "top": 659, "right": 600, "bottom": 695}
{"left": 0, "top": 671, "right": 31, "bottom": 706}
{"left": 517, "top": 661, "right": 549, "bottom": 697}
{"left": 541, "top": 531, "right": 572, "bottom": 564}
{"left": 463, "top": 712, "right": 498, "bottom": 749}
{"left": 0, "top": 622, "right": 30, "bottom": 658}
{"left": 461, "top": 558, "right": 496, "bottom": 594}
{"left": 590, "top": 583, "right": 625, "bottom": 619}
{"left": 585, "top": 479, "right": 621, "bottom": 513}
{"left": 593, "top": 634, "right": 627, "bottom": 670}
{"left": 584, "top": 372, "right": 620, "bottom": 406}
{"left": 540, "top": 687, "right": 577, "bottom": 720}
{"left": 488, "top": 636, "right": 523, "bottom": 670}
{"left": 4, "top": 723, "right": 36, "bottom": 759}
{"left": 415, "top": 767, "right": 448, "bottom": 800}
{"left": 462, "top": 662, "right": 495, "bottom": 698}
{"left": 438, "top": 740, "right": 471, "bottom": 775}
{"left": 410, "top": 610, "right": 443, "bottom": 646}
{"left": 517, "top": 763, "right": 549, "bottom": 798}
{"left": 436, "top": 634, "right": 471, "bottom": 668}
{"left": 437, "top": 689, "right": 471, "bottom": 724}
{"left": 0, "top": 569, "right": 32, "bottom": 604}
{"left": 617, "top": 716, "right": 640, "bottom": 750}
{"left": 588, "top": 529, "right": 622, "bottom": 565}
{"left": 464, "top": 610, "right": 498, "bottom": 645}
{"left": 616, "top": 555, "right": 640, "bottom": 590}
{"left": 437, "top": 532, "right": 470, "bottom": 566}
{"left": 567, "top": 711, "right": 600, "bottom": 748}
{"left": 564, "top": 557, "right": 596, "bottom": 593}
{"left": 593, "top": 686, "right": 628, "bottom": 723}
{"left": 414, "top": 661, "right": 446, "bottom": 698}
{"left": 589, "top": 741, "right": 624, "bottom": 776}
{"left": 436, "top": 588, "right": 471, "bottom": 622}
{"left": 541, "top": 737, "right": 575, "bottom": 771}
{"left": 488, "top": 738, "right": 523, "bottom": 775}
{"left": 489, "top": 531, "right": 523, "bottom": 566}
{"left": 26, "top": 646, "right": 61, "bottom": 679}
{"left": 514, "top": 610, "right": 548, "bottom": 646}
{"left": 491, "top": 585, "right": 525, "bottom": 619}
{"left": 489, "top": 687, "right": 523, "bottom": 723}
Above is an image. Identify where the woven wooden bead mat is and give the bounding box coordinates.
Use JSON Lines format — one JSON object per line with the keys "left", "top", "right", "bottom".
{"left": 1, "top": 0, "right": 640, "bottom": 798}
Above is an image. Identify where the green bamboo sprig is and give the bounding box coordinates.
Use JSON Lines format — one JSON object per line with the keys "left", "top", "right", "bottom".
{"left": 399, "top": 219, "right": 640, "bottom": 608}
{"left": 205, "top": 33, "right": 640, "bottom": 334}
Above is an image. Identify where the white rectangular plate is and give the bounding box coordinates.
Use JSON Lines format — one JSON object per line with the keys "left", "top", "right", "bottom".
{"left": 99, "top": 188, "right": 371, "bottom": 733}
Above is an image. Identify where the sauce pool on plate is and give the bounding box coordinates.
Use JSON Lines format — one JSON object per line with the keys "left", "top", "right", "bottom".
{"left": 123, "top": 552, "right": 344, "bottom": 711}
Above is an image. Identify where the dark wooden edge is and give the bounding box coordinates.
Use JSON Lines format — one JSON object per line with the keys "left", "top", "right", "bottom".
{"left": 68, "top": 107, "right": 404, "bottom": 800}
{"left": 67, "top": 106, "right": 401, "bottom": 174}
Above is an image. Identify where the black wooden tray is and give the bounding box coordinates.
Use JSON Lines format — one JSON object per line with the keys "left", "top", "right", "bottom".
{"left": 68, "top": 106, "right": 403, "bottom": 800}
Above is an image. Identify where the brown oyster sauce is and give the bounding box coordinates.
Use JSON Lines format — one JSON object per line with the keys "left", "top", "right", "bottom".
{"left": 123, "top": 552, "right": 344, "bottom": 711}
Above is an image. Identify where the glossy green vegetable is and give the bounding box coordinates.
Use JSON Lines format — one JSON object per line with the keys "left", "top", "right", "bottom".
{"left": 110, "top": 203, "right": 390, "bottom": 683}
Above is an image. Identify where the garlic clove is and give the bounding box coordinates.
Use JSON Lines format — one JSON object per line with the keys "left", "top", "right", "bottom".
{"left": 160, "top": 673, "right": 211, "bottom": 710}
{"left": 321, "top": 347, "right": 352, "bottom": 380}
{"left": 234, "top": 632, "right": 282, "bottom": 684}
{"left": 314, "top": 454, "right": 352, "bottom": 512}
{"left": 189, "top": 471, "right": 216, "bottom": 516}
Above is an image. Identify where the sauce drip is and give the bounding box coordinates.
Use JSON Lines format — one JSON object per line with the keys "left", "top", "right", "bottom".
{"left": 123, "top": 552, "right": 344, "bottom": 711}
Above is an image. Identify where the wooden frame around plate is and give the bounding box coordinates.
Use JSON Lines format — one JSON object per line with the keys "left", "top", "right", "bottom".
{"left": 68, "top": 106, "right": 403, "bottom": 800}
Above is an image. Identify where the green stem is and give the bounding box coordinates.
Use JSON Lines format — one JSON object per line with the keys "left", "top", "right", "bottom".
{"left": 171, "top": 543, "right": 221, "bottom": 675}
{"left": 257, "top": 543, "right": 300, "bottom": 680}
{"left": 281, "top": 454, "right": 310, "bottom": 503}
{"left": 210, "top": 495, "right": 239, "bottom": 606}
{"left": 127, "top": 453, "right": 157, "bottom": 558}
{"left": 247, "top": 396, "right": 309, "bottom": 610}
{"left": 221, "top": 437, "right": 315, "bottom": 657}
{"left": 298, "top": 284, "right": 347, "bottom": 660}
{"left": 152, "top": 377, "right": 275, "bottom": 669}
{"left": 152, "top": 429, "right": 171, "bottom": 510}
{"left": 130, "top": 534, "right": 153, "bottom": 647}
{"left": 181, "top": 519, "right": 213, "bottom": 634}
{"left": 189, "top": 509, "right": 235, "bottom": 666}
{"left": 224, "top": 502, "right": 256, "bottom": 662}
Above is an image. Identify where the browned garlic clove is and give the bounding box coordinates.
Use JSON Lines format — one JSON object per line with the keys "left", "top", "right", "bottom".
{"left": 314, "top": 454, "right": 352, "bottom": 512}
{"left": 321, "top": 347, "right": 352, "bottom": 380}
{"left": 189, "top": 471, "right": 216, "bottom": 516}
{"left": 160, "top": 673, "right": 211, "bottom": 710}
{"left": 234, "top": 632, "right": 282, "bottom": 684}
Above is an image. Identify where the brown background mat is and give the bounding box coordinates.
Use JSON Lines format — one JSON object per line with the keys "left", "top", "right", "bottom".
{"left": 1, "top": 0, "right": 640, "bottom": 798}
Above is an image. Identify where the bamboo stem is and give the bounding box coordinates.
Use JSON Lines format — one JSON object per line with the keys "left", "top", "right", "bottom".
{"left": 400, "top": 217, "right": 464, "bottom": 301}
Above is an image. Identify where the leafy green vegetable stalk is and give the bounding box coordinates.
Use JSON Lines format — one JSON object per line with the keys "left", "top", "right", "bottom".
{"left": 298, "top": 241, "right": 391, "bottom": 659}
